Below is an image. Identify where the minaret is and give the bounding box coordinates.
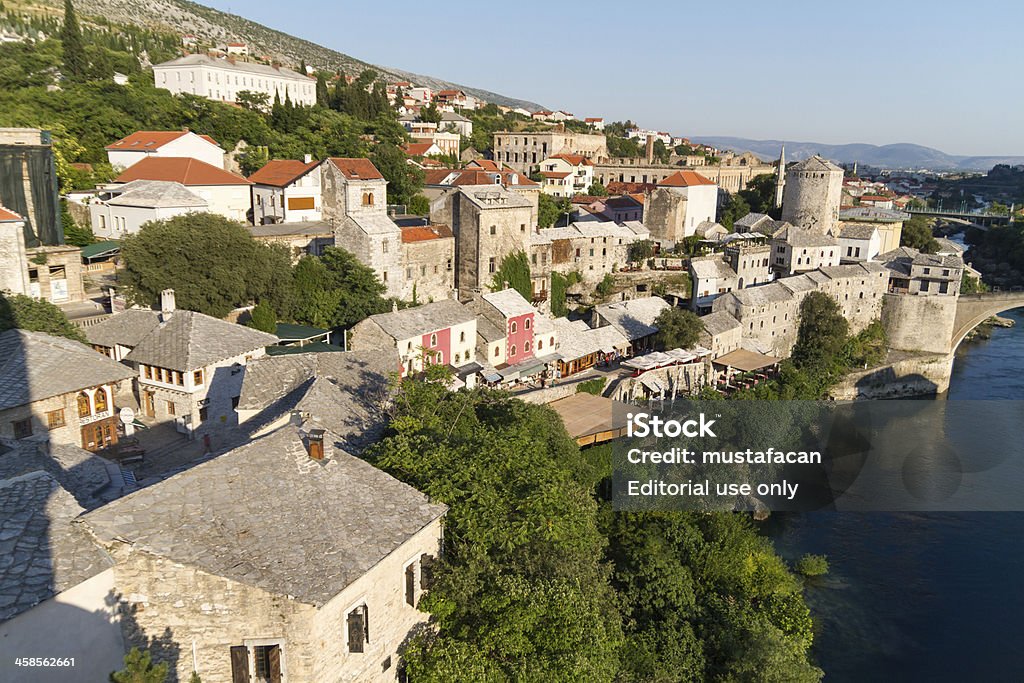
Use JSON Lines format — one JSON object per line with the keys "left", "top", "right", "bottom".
{"left": 774, "top": 145, "right": 786, "bottom": 209}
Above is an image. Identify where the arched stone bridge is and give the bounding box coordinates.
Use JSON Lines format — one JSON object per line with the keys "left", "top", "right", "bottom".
{"left": 952, "top": 292, "right": 1024, "bottom": 349}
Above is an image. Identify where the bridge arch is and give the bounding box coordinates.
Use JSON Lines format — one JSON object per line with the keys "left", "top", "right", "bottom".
{"left": 951, "top": 293, "right": 1024, "bottom": 350}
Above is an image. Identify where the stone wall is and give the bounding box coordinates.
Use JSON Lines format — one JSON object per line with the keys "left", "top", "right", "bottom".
{"left": 829, "top": 352, "right": 955, "bottom": 399}
{"left": 781, "top": 167, "right": 843, "bottom": 234}
{"left": 881, "top": 293, "right": 957, "bottom": 355}
{"left": 594, "top": 162, "right": 772, "bottom": 193}
{"left": 644, "top": 188, "right": 687, "bottom": 242}
{"left": 401, "top": 237, "right": 455, "bottom": 302}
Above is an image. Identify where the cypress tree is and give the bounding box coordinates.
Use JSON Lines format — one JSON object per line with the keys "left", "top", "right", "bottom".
{"left": 60, "top": 0, "right": 87, "bottom": 80}
{"left": 315, "top": 73, "right": 329, "bottom": 107}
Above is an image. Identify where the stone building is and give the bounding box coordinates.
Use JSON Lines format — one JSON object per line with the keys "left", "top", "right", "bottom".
{"left": 80, "top": 421, "right": 447, "bottom": 683}
{"left": 85, "top": 291, "right": 277, "bottom": 438}
{"left": 0, "top": 206, "right": 29, "bottom": 295}
{"left": 492, "top": 130, "right": 608, "bottom": 173}
{"left": 780, "top": 155, "right": 845, "bottom": 234}
{"left": 247, "top": 222, "right": 334, "bottom": 262}
{"left": 689, "top": 243, "right": 772, "bottom": 313}
{"left": 0, "top": 128, "right": 62, "bottom": 246}
{"left": 644, "top": 171, "right": 718, "bottom": 242}
{"left": 699, "top": 311, "right": 743, "bottom": 359}
{"left": 538, "top": 154, "right": 595, "bottom": 197}
{"left": 153, "top": 54, "right": 316, "bottom": 106}
{"left": 23, "top": 245, "right": 85, "bottom": 305}
{"left": 0, "top": 330, "right": 136, "bottom": 451}
{"left": 399, "top": 224, "right": 455, "bottom": 302}
{"left": 594, "top": 158, "right": 773, "bottom": 193}
{"left": 591, "top": 296, "right": 672, "bottom": 353}
{"left": 838, "top": 206, "right": 907, "bottom": 255}
{"left": 323, "top": 158, "right": 404, "bottom": 298}
{"left": 880, "top": 247, "right": 963, "bottom": 296}
{"left": 421, "top": 165, "right": 540, "bottom": 225}
{"left": 539, "top": 220, "right": 649, "bottom": 284}
{"left": 770, "top": 223, "right": 840, "bottom": 276}
{"left": 712, "top": 262, "right": 888, "bottom": 357}
{"left": 429, "top": 185, "right": 534, "bottom": 299}
{"left": 837, "top": 224, "right": 881, "bottom": 263}
{"left": 248, "top": 157, "right": 322, "bottom": 225}
{"left": 91, "top": 180, "right": 208, "bottom": 239}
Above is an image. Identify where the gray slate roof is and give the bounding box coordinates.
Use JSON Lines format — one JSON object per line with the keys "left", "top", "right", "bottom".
{"left": 367, "top": 300, "right": 474, "bottom": 341}
{"left": 838, "top": 224, "right": 878, "bottom": 240}
{"left": 0, "top": 330, "right": 136, "bottom": 411}
{"left": 344, "top": 213, "right": 401, "bottom": 237}
{"left": 459, "top": 185, "right": 533, "bottom": 210}
{"left": 85, "top": 309, "right": 161, "bottom": 348}
{"left": 789, "top": 155, "right": 843, "bottom": 173}
{"left": 81, "top": 425, "right": 446, "bottom": 607}
{"left": 123, "top": 311, "right": 278, "bottom": 372}
{"left": 475, "top": 315, "right": 505, "bottom": 344}
{"left": 0, "top": 440, "right": 122, "bottom": 510}
{"left": 690, "top": 256, "right": 737, "bottom": 281}
{"left": 248, "top": 221, "right": 333, "bottom": 238}
{"left": 701, "top": 311, "right": 742, "bottom": 337}
{"left": 552, "top": 317, "right": 628, "bottom": 360}
{"left": 106, "top": 180, "right": 207, "bottom": 208}
{"left": 481, "top": 288, "right": 535, "bottom": 319}
{"left": 237, "top": 350, "right": 396, "bottom": 453}
{"left": 839, "top": 207, "right": 910, "bottom": 223}
{"left": 595, "top": 296, "right": 671, "bottom": 341}
{"left": 0, "top": 471, "right": 112, "bottom": 622}
{"left": 773, "top": 224, "right": 838, "bottom": 248}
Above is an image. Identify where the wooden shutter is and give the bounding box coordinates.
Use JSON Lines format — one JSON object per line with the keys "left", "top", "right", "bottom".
{"left": 405, "top": 564, "right": 416, "bottom": 606}
{"left": 230, "top": 645, "right": 249, "bottom": 683}
{"left": 268, "top": 645, "right": 282, "bottom": 683}
{"left": 420, "top": 554, "right": 435, "bottom": 590}
{"left": 363, "top": 604, "right": 370, "bottom": 644}
{"left": 347, "top": 608, "right": 365, "bottom": 653}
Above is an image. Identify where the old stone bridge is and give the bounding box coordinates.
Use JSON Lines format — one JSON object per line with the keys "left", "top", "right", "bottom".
{"left": 952, "top": 292, "right": 1024, "bottom": 348}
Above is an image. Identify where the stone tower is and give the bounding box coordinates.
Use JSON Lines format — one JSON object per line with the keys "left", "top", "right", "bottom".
{"left": 773, "top": 145, "right": 786, "bottom": 209}
{"left": 780, "top": 155, "right": 844, "bottom": 235}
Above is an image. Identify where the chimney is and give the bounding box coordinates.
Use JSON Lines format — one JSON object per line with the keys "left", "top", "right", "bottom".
{"left": 160, "top": 289, "right": 176, "bottom": 321}
{"left": 303, "top": 153, "right": 313, "bottom": 164}
{"left": 306, "top": 428, "right": 326, "bottom": 461}
{"left": 646, "top": 135, "right": 655, "bottom": 164}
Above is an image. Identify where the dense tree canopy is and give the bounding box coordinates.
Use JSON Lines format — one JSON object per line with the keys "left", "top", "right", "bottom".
{"left": 491, "top": 251, "right": 532, "bottom": 302}
{"left": 119, "top": 213, "right": 294, "bottom": 319}
{"left": 539, "top": 194, "right": 571, "bottom": 228}
{"left": 0, "top": 292, "right": 86, "bottom": 343}
{"left": 653, "top": 307, "right": 703, "bottom": 350}
{"left": 900, "top": 215, "right": 940, "bottom": 253}
{"left": 291, "top": 247, "right": 390, "bottom": 329}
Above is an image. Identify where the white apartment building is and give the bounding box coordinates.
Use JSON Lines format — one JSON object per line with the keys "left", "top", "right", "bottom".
{"left": 153, "top": 54, "right": 316, "bottom": 106}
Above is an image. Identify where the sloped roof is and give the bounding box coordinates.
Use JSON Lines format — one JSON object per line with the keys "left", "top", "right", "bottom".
{"left": 549, "top": 154, "right": 593, "bottom": 166}
{"left": 459, "top": 186, "right": 533, "bottom": 210}
{"left": 327, "top": 158, "right": 384, "bottom": 181}
{"left": 114, "top": 157, "right": 250, "bottom": 186}
{"left": 657, "top": 170, "right": 715, "bottom": 187}
{"left": 0, "top": 330, "right": 136, "bottom": 410}
{"left": 345, "top": 214, "right": 401, "bottom": 237}
{"left": 735, "top": 212, "right": 773, "bottom": 229}
{"left": 772, "top": 224, "right": 838, "bottom": 247}
{"left": 154, "top": 54, "right": 313, "bottom": 82}
{"left": 80, "top": 425, "right": 446, "bottom": 607}
{"left": 594, "top": 297, "right": 671, "bottom": 341}
{"left": 690, "top": 256, "right": 737, "bottom": 280}
{"left": 552, "top": 317, "right": 628, "bottom": 360}
{"left": 367, "top": 300, "right": 474, "bottom": 341}
{"left": 105, "top": 130, "right": 219, "bottom": 151}
{"left": 838, "top": 224, "right": 878, "bottom": 240}
{"left": 789, "top": 155, "right": 843, "bottom": 173}
{"left": 85, "top": 309, "right": 161, "bottom": 348}
{"left": 105, "top": 180, "right": 207, "bottom": 208}
{"left": 0, "top": 206, "right": 24, "bottom": 221}
{"left": 403, "top": 142, "right": 437, "bottom": 157}
{"left": 247, "top": 159, "right": 320, "bottom": 187}
{"left": 481, "top": 288, "right": 535, "bottom": 319}
{"left": 123, "top": 311, "right": 278, "bottom": 372}
{"left": 701, "top": 311, "right": 742, "bottom": 337}
{"left": 400, "top": 224, "right": 452, "bottom": 243}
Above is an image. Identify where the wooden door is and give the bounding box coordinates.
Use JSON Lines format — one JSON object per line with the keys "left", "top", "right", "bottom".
{"left": 143, "top": 391, "right": 155, "bottom": 418}
{"left": 229, "top": 645, "right": 249, "bottom": 683}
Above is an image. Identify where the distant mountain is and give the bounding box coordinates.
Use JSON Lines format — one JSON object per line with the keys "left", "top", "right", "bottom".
{"left": 692, "top": 136, "right": 1024, "bottom": 172}
{"left": 41, "top": 0, "right": 544, "bottom": 111}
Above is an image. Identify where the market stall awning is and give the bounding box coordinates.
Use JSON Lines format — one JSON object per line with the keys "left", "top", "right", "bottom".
{"left": 712, "top": 348, "right": 781, "bottom": 372}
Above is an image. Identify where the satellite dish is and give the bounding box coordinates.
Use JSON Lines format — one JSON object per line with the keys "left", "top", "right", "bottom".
{"left": 119, "top": 407, "right": 135, "bottom": 424}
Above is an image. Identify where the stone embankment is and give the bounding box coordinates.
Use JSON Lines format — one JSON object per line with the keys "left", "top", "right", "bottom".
{"left": 830, "top": 351, "right": 955, "bottom": 400}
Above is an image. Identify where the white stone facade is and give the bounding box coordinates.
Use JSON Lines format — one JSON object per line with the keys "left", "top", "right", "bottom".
{"left": 153, "top": 54, "right": 316, "bottom": 106}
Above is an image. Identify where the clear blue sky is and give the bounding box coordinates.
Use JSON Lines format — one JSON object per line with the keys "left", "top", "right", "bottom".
{"left": 201, "top": 0, "right": 1023, "bottom": 156}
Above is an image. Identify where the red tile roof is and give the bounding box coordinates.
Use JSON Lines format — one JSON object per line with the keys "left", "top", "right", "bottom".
{"left": 403, "top": 142, "right": 436, "bottom": 157}
{"left": 0, "top": 206, "right": 23, "bottom": 221}
{"left": 106, "top": 130, "right": 219, "bottom": 151}
{"left": 657, "top": 170, "right": 715, "bottom": 187}
{"left": 114, "top": 157, "right": 250, "bottom": 186}
{"left": 584, "top": 117, "right": 603, "bottom": 122}
{"left": 247, "top": 159, "right": 320, "bottom": 186}
{"left": 541, "top": 171, "right": 571, "bottom": 179}
{"left": 860, "top": 195, "right": 891, "bottom": 201}
{"left": 401, "top": 224, "right": 453, "bottom": 243}
{"left": 327, "top": 158, "right": 384, "bottom": 181}
{"left": 466, "top": 159, "right": 501, "bottom": 171}
{"left": 549, "top": 154, "right": 593, "bottom": 166}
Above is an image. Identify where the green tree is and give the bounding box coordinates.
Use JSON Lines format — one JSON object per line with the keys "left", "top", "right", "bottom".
{"left": 61, "top": 199, "right": 94, "bottom": 246}
{"left": 550, "top": 271, "right": 580, "bottom": 317}
{"left": 60, "top": 0, "right": 87, "bottom": 80}
{"left": 988, "top": 202, "right": 1010, "bottom": 216}
{"left": 587, "top": 181, "right": 608, "bottom": 197}
{"left": 314, "top": 73, "right": 329, "bottom": 107}
{"left": 119, "top": 213, "right": 294, "bottom": 318}
{"left": 109, "top": 647, "right": 168, "bottom": 683}
{"left": 719, "top": 193, "right": 751, "bottom": 229}
{"left": 0, "top": 292, "right": 87, "bottom": 342}
{"left": 248, "top": 301, "right": 276, "bottom": 333}
{"left": 794, "top": 554, "right": 829, "bottom": 577}
{"left": 491, "top": 251, "right": 532, "bottom": 301}
{"left": 900, "top": 215, "right": 940, "bottom": 253}
{"left": 653, "top": 307, "right": 702, "bottom": 350}
{"left": 371, "top": 143, "right": 424, "bottom": 206}
{"left": 595, "top": 273, "right": 616, "bottom": 299}
{"left": 235, "top": 90, "right": 270, "bottom": 112}
{"left": 419, "top": 101, "right": 442, "bottom": 124}
{"left": 407, "top": 194, "right": 430, "bottom": 216}
{"left": 539, "top": 193, "right": 571, "bottom": 228}
{"left": 628, "top": 239, "right": 654, "bottom": 265}
{"left": 652, "top": 139, "right": 670, "bottom": 164}
{"left": 961, "top": 270, "right": 988, "bottom": 294}
{"left": 791, "top": 291, "right": 849, "bottom": 374}
{"left": 737, "top": 173, "right": 778, "bottom": 215}
{"left": 292, "top": 247, "right": 389, "bottom": 329}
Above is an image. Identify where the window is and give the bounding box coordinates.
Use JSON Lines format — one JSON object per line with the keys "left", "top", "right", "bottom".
{"left": 77, "top": 393, "right": 91, "bottom": 419}
{"left": 525, "top": 341, "right": 531, "bottom": 352}
{"left": 193, "top": 370, "right": 204, "bottom": 386}
{"left": 520, "top": 223, "right": 526, "bottom": 232}
{"left": 525, "top": 318, "right": 531, "bottom": 330}
{"left": 510, "top": 321, "right": 517, "bottom": 334}
{"left": 460, "top": 331, "right": 466, "bottom": 342}
{"left": 347, "top": 605, "right": 370, "bottom": 653}
{"left": 446, "top": 259, "right": 452, "bottom": 271}
{"left": 454, "top": 353, "right": 461, "bottom": 364}
{"left": 166, "top": 401, "right": 176, "bottom": 416}
{"left": 94, "top": 389, "right": 108, "bottom": 414}
{"left": 382, "top": 239, "right": 389, "bottom": 254}
{"left": 199, "top": 406, "right": 208, "bottom": 423}
{"left": 489, "top": 225, "right": 496, "bottom": 236}
{"left": 405, "top": 562, "right": 417, "bottom": 607}
{"left": 13, "top": 418, "right": 32, "bottom": 440}
{"left": 430, "top": 333, "right": 438, "bottom": 346}
{"left": 510, "top": 344, "right": 517, "bottom": 357}
{"left": 46, "top": 409, "right": 65, "bottom": 429}
{"left": 489, "top": 257, "right": 496, "bottom": 274}
{"left": 537, "top": 339, "right": 543, "bottom": 350}
{"left": 494, "top": 346, "right": 500, "bottom": 357}
{"left": 253, "top": 644, "right": 282, "bottom": 683}
{"left": 362, "top": 191, "right": 374, "bottom": 206}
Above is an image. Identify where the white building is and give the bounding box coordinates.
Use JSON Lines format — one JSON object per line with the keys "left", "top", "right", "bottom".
{"left": 837, "top": 224, "right": 881, "bottom": 263}
{"left": 90, "top": 180, "right": 208, "bottom": 238}
{"left": 539, "top": 154, "right": 594, "bottom": 197}
{"left": 247, "top": 156, "right": 322, "bottom": 225}
{"left": 0, "top": 206, "right": 29, "bottom": 296}
{"left": 152, "top": 54, "right": 316, "bottom": 106}
{"left": 770, "top": 224, "right": 841, "bottom": 276}
{"left": 105, "top": 130, "right": 225, "bottom": 170}
{"left": 111, "top": 157, "right": 252, "bottom": 223}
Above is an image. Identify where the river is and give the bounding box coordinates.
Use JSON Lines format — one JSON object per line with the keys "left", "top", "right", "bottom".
{"left": 770, "top": 307, "right": 1024, "bottom": 681}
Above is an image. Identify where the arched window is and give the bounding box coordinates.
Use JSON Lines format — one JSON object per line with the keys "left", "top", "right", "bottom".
{"left": 455, "top": 353, "right": 461, "bottom": 364}
{"left": 525, "top": 318, "right": 531, "bottom": 330}
{"left": 494, "top": 346, "right": 500, "bottom": 357}
{"left": 537, "top": 339, "right": 543, "bottom": 350}
{"left": 430, "top": 333, "right": 437, "bottom": 347}
{"left": 525, "top": 341, "right": 531, "bottom": 352}
{"left": 77, "top": 392, "right": 91, "bottom": 418}
{"left": 94, "top": 388, "right": 108, "bottom": 414}
{"left": 510, "top": 345, "right": 517, "bottom": 357}
{"left": 362, "top": 191, "right": 374, "bottom": 206}
{"left": 460, "top": 331, "right": 466, "bottom": 342}
{"left": 510, "top": 321, "right": 517, "bottom": 334}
